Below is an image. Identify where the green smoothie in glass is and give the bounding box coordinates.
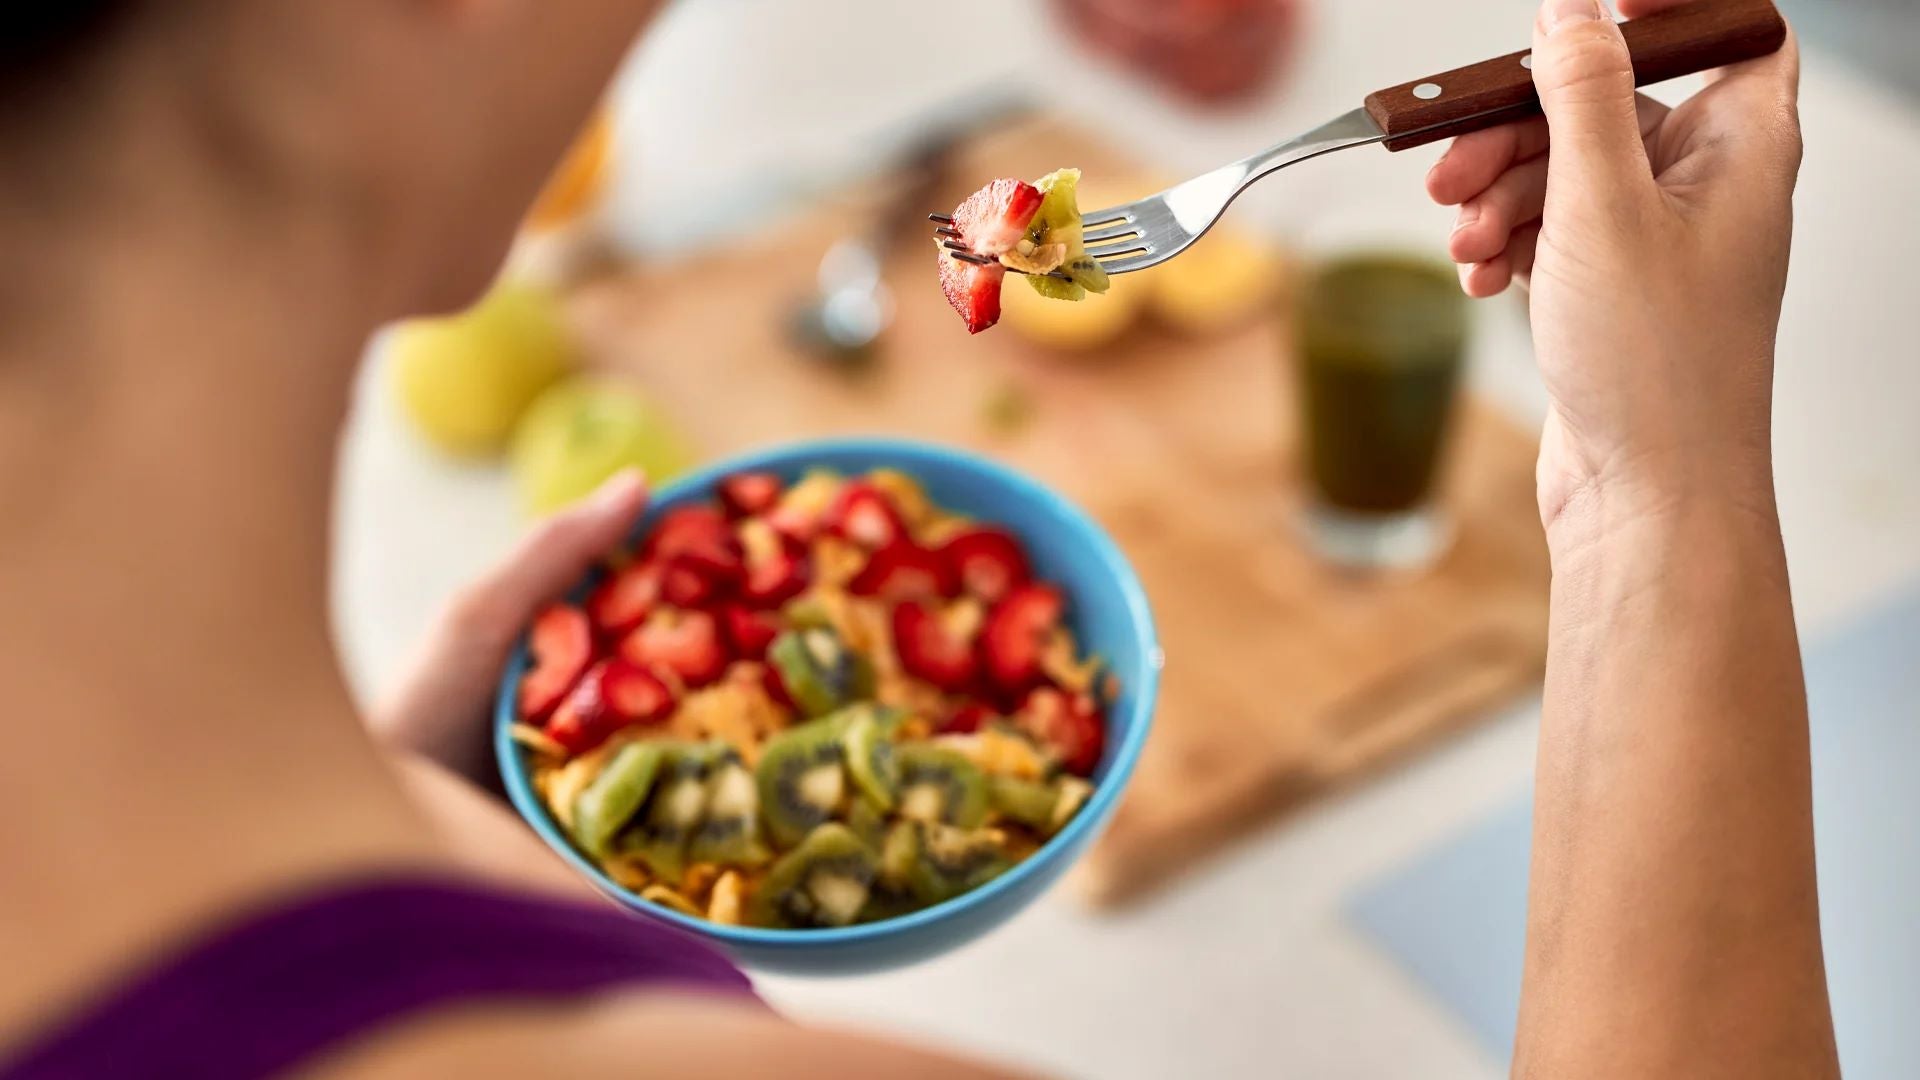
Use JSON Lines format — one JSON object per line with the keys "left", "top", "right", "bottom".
{"left": 1294, "top": 252, "right": 1467, "bottom": 569}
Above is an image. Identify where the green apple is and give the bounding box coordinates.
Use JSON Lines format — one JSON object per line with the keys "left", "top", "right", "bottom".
{"left": 510, "top": 377, "right": 696, "bottom": 515}
{"left": 389, "top": 280, "right": 575, "bottom": 457}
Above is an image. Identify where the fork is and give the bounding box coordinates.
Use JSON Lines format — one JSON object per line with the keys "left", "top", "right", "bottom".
{"left": 933, "top": 0, "right": 1784, "bottom": 277}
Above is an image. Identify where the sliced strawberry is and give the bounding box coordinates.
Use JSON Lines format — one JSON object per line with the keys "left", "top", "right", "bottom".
{"left": 979, "top": 583, "right": 1064, "bottom": 696}
{"left": 585, "top": 561, "right": 662, "bottom": 639}
{"left": 519, "top": 604, "right": 593, "bottom": 721}
{"left": 741, "top": 540, "right": 810, "bottom": 608}
{"left": 850, "top": 541, "right": 957, "bottom": 602}
{"left": 619, "top": 608, "right": 729, "bottom": 688}
{"left": 893, "top": 600, "right": 979, "bottom": 692}
{"left": 644, "top": 506, "right": 738, "bottom": 566}
{"left": 950, "top": 178, "right": 1044, "bottom": 256}
{"left": 938, "top": 251, "right": 1006, "bottom": 335}
{"left": 822, "top": 482, "right": 906, "bottom": 551}
{"left": 561, "top": 658, "right": 677, "bottom": 736}
{"left": 597, "top": 659, "right": 677, "bottom": 725}
{"left": 684, "top": 539, "right": 745, "bottom": 581}
{"left": 659, "top": 552, "right": 734, "bottom": 609}
{"left": 645, "top": 506, "right": 743, "bottom": 609}
{"left": 937, "top": 702, "right": 997, "bottom": 736}
{"left": 1019, "top": 687, "right": 1106, "bottom": 777}
{"left": 721, "top": 604, "right": 781, "bottom": 660}
{"left": 542, "top": 697, "right": 601, "bottom": 756}
{"left": 716, "top": 471, "right": 785, "bottom": 519}
{"left": 939, "top": 527, "right": 1031, "bottom": 603}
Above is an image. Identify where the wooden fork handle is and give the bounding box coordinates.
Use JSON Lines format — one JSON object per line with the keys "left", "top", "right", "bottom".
{"left": 1363, "top": 0, "right": 1786, "bottom": 151}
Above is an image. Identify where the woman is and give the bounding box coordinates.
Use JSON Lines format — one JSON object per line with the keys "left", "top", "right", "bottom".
{"left": 0, "top": 0, "right": 1837, "bottom": 1077}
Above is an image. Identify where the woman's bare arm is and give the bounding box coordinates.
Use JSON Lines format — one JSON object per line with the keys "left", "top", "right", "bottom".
{"left": 1429, "top": 1, "right": 1838, "bottom": 1075}
{"left": 1520, "top": 493, "right": 1834, "bottom": 1077}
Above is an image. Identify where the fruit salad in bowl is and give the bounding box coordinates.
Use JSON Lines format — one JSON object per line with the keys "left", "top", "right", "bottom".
{"left": 496, "top": 439, "right": 1158, "bottom": 973}
{"left": 938, "top": 168, "right": 1112, "bottom": 334}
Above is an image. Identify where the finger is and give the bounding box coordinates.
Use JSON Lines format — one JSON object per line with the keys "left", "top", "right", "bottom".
{"left": 449, "top": 469, "right": 649, "bottom": 645}
{"left": 1531, "top": 0, "right": 1656, "bottom": 201}
{"left": 1450, "top": 155, "right": 1548, "bottom": 265}
{"left": 1427, "top": 94, "right": 1668, "bottom": 209}
{"left": 1427, "top": 119, "right": 1548, "bottom": 207}
{"left": 1458, "top": 252, "right": 1515, "bottom": 299}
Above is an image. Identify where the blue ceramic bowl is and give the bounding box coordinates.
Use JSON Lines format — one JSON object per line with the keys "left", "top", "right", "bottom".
{"left": 496, "top": 438, "right": 1159, "bottom": 974}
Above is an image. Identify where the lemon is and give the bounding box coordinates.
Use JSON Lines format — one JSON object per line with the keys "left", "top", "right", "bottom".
{"left": 1148, "top": 229, "right": 1287, "bottom": 336}
{"left": 510, "top": 377, "right": 696, "bottom": 516}
{"left": 389, "top": 281, "right": 575, "bottom": 457}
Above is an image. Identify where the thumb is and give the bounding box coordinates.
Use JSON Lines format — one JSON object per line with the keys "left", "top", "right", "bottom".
{"left": 453, "top": 468, "right": 650, "bottom": 645}
{"left": 1532, "top": 0, "right": 1654, "bottom": 200}
{"left": 371, "top": 468, "right": 648, "bottom": 777}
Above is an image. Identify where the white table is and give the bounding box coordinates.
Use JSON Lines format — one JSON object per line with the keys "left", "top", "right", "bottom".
{"left": 333, "top": 2, "right": 1920, "bottom": 1075}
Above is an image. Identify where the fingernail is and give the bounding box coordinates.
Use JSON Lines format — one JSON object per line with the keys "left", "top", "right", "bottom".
{"left": 1544, "top": 0, "right": 1601, "bottom": 32}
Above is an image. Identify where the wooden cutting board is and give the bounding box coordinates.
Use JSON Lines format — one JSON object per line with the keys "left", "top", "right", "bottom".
{"left": 562, "top": 118, "right": 1549, "bottom": 907}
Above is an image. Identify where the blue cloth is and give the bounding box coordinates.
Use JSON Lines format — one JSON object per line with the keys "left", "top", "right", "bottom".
{"left": 1348, "top": 588, "right": 1920, "bottom": 1078}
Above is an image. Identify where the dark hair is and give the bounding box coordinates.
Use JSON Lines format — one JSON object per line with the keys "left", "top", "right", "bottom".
{"left": 1, "top": 2, "right": 137, "bottom": 99}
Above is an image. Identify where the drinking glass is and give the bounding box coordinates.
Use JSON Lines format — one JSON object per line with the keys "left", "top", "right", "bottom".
{"left": 1293, "top": 249, "right": 1468, "bottom": 570}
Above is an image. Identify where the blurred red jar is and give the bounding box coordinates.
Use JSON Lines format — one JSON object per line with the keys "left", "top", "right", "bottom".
{"left": 1051, "top": 0, "right": 1305, "bottom": 106}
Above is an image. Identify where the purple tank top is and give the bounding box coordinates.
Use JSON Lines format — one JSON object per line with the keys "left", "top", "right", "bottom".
{"left": 0, "top": 878, "right": 756, "bottom": 1080}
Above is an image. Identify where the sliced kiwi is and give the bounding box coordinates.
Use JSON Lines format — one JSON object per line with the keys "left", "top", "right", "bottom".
{"left": 1026, "top": 168, "right": 1111, "bottom": 300}
{"left": 746, "top": 823, "right": 877, "bottom": 929}
{"left": 620, "top": 744, "right": 717, "bottom": 885}
{"left": 857, "top": 890, "right": 921, "bottom": 925}
{"left": 569, "top": 741, "right": 667, "bottom": 859}
{"left": 1068, "top": 255, "right": 1113, "bottom": 296}
{"left": 755, "top": 717, "right": 847, "bottom": 849}
{"left": 907, "top": 822, "right": 1012, "bottom": 905}
{"left": 687, "top": 751, "right": 772, "bottom": 869}
{"left": 989, "top": 774, "right": 1094, "bottom": 836}
{"left": 845, "top": 795, "right": 888, "bottom": 850}
{"left": 893, "top": 744, "right": 989, "bottom": 828}
{"left": 768, "top": 627, "right": 875, "bottom": 719}
{"left": 876, "top": 819, "right": 922, "bottom": 892}
{"left": 837, "top": 706, "right": 902, "bottom": 812}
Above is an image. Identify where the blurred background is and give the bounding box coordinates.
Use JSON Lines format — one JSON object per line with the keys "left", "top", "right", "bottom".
{"left": 334, "top": 1, "right": 1920, "bottom": 1076}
